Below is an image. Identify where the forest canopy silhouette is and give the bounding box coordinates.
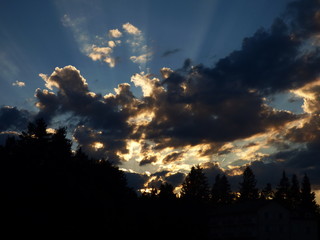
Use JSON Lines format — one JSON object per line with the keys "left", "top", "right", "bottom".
{"left": 1, "top": 119, "right": 319, "bottom": 238}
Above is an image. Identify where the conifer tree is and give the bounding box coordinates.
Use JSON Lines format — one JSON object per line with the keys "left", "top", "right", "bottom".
{"left": 275, "top": 171, "right": 291, "bottom": 206}
{"left": 239, "top": 166, "right": 258, "bottom": 201}
{"left": 180, "top": 165, "right": 209, "bottom": 201}
{"left": 300, "top": 174, "right": 317, "bottom": 212}
{"left": 289, "top": 174, "right": 301, "bottom": 208}
{"left": 260, "top": 183, "right": 274, "bottom": 200}
{"left": 158, "top": 183, "right": 176, "bottom": 200}
{"left": 211, "top": 174, "right": 232, "bottom": 204}
{"left": 211, "top": 174, "right": 221, "bottom": 204}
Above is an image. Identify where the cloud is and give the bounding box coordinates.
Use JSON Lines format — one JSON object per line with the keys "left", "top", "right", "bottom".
{"left": 35, "top": 65, "right": 139, "bottom": 163}
{"left": 162, "top": 48, "right": 181, "bottom": 57}
{"left": 108, "top": 29, "right": 122, "bottom": 38}
{"left": 162, "top": 151, "right": 184, "bottom": 164}
{"left": 62, "top": 18, "right": 152, "bottom": 68}
{"left": 61, "top": 15, "right": 118, "bottom": 67}
{"left": 12, "top": 80, "right": 25, "bottom": 87}
{"left": 88, "top": 46, "right": 112, "bottom": 60}
{"left": 61, "top": 14, "right": 91, "bottom": 55}
{"left": 88, "top": 45, "right": 116, "bottom": 67}
{"left": 122, "top": 22, "right": 142, "bottom": 35}
{"left": 210, "top": 20, "right": 320, "bottom": 95}
{"left": 160, "top": 67, "right": 174, "bottom": 79}
{"left": 124, "top": 171, "right": 149, "bottom": 191}
{"left": 0, "top": 106, "right": 33, "bottom": 131}
{"left": 131, "top": 67, "right": 300, "bottom": 152}
{"left": 39, "top": 65, "right": 89, "bottom": 92}
{"left": 291, "top": 78, "right": 320, "bottom": 114}
{"left": 142, "top": 170, "right": 186, "bottom": 190}
{"left": 165, "top": 172, "right": 185, "bottom": 188}
{"left": 130, "top": 72, "right": 161, "bottom": 97}
{"left": 73, "top": 125, "right": 129, "bottom": 163}
{"left": 108, "top": 41, "right": 117, "bottom": 48}
{"left": 31, "top": 0, "right": 320, "bottom": 192}
{"left": 139, "top": 155, "right": 157, "bottom": 166}
{"left": 286, "top": 0, "right": 320, "bottom": 39}
{"left": 130, "top": 52, "right": 152, "bottom": 65}
{"left": 121, "top": 22, "right": 152, "bottom": 67}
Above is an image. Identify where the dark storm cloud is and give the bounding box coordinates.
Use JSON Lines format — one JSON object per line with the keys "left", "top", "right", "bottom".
{"left": 165, "top": 172, "right": 185, "bottom": 188}
{"left": 247, "top": 147, "right": 320, "bottom": 189}
{"left": 73, "top": 125, "right": 129, "bottom": 164}
{"left": 283, "top": 148, "right": 320, "bottom": 187}
{"left": 201, "top": 161, "right": 286, "bottom": 191}
{"left": 139, "top": 155, "right": 157, "bottom": 166}
{"left": 0, "top": 106, "right": 33, "bottom": 131}
{"left": 130, "top": 0, "right": 320, "bottom": 154}
{"left": 210, "top": 20, "right": 320, "bottom": 94}
{"left": 35, "top": 66, "right": 138, "bottom": 163}
{"left": 136, "top": 63, "right": 300, "bottom": 152}
{"left": 0, "top": 106, "right": 33, "bottom": 146}
{"left": 35, "top": 89, "right": 60, "bottom": 123}
{"left": 145, "top": 170, "right": 186, "bottom": 189}
{"left": 230, "top": 112, "right": 320, "bottom": 189}
{"left": 36, "top": 66, "right": 136, "bottom": 131}
{"left": 286, "top": 0, "right": 320, "bottom": 39}
{"left": 285, "top": 115, "right": 320, "bottom": 143}
{"left": 267, "top": 115, "right": 320, "bottom": 187}
{"left": 162, "top": 151, "right": 184, "bottom": 164}
{"left": 239, "top": 113, "right": 320, "bottom": 188}
{"left": 124, "top": 171, "right": 149, "bottom": 191}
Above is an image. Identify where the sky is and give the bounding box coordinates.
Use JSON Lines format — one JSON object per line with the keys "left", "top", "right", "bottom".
{"left": 1, "top": 0, "right": 320, "bottom": 199}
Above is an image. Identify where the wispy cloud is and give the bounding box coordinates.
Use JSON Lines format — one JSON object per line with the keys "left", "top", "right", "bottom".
{"left": 61, "top": 14, "right": 117, "bottom": 67}
{"left": 61, "top": 14, "right": 91, "bottom": 54}
{"left": 162, "top": 48, "right": 181, "bottom": 57}
{"left": 61, "top": 18, "right": 152, "bottom": 68}
{"left": 130, "top": 52, "right": 153, "bottom": 65}
{"left": 121, "top": 22, "right": 152, "bottom": 68}
{"left": 12, "top": 80, "right": 25, "bottom": 87}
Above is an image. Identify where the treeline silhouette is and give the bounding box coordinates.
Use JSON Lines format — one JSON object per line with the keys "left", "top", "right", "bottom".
{"left": 1, "top": 119, "right": 319, "bottom": 238}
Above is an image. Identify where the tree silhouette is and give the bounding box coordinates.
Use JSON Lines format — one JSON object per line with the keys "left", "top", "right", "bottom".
{"left": 17, "top": 118, "right": 58, "bottom": 172}
{"left": 275, "top": 171, "right": 291, "bottom": 204}
{"left": 23, "top": 118, "right": 48, "bottom": 139}
{"left": 211, "top": 174, "right": 221, "bottom": 204}
{"left": 158, "top": 182, "right": 176, "bottom": 200}
{"left": 289, "top": 174, "right": 301, "bottom": 208}
{"left": 51, "top": 128, "right": 72, "bottom": 159}
{"left": 1, "top": 118, "right": 320, "bottom": 236}
{"left": 260, "top": 183, "right": 274, "bottom": 200}
{"left": 238, "top": 166, "right": 259, "bottom": 201}
{"left": 0, "top": 119, "right": 136, "bottom": 233}
{"left": 211, "top": 174, "right": 233, "bottom": 204}
{"left": 180, "top": 165, "right": 209, "bottom": 201}
{"left": 300, "top": 173, "right": 317, "bottom": 212}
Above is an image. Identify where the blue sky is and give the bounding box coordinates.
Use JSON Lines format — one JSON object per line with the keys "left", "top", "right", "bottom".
{"left": 1, "top": 0, "right": 320, "bottom": 199}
